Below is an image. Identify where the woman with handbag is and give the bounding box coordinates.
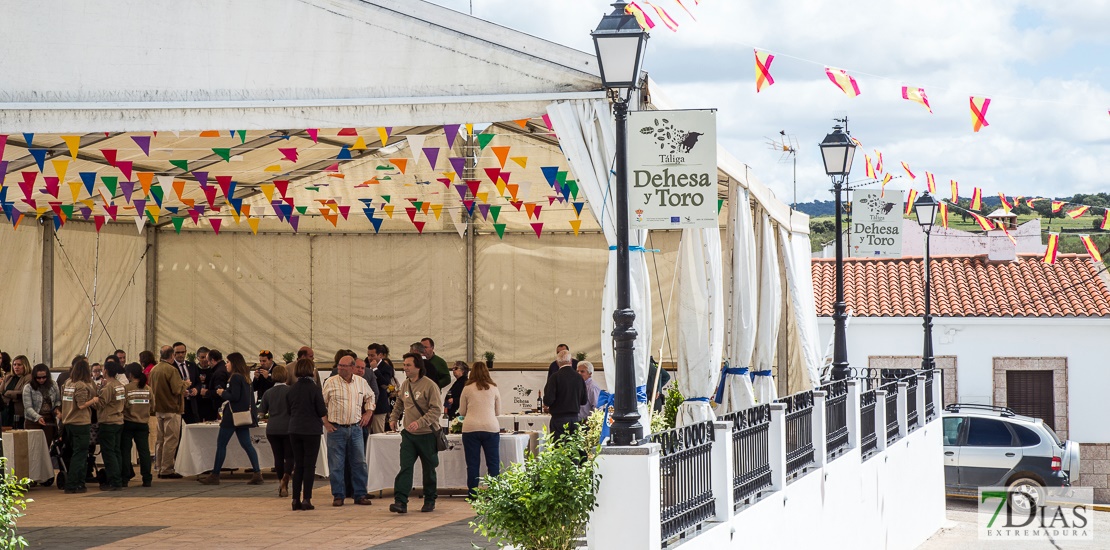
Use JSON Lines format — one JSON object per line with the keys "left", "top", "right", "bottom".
{"left": 388, "top": 352, "right": 443, "bottom": 514}
{"left": 198, "top": 352, "right": 263, "bottom": 485}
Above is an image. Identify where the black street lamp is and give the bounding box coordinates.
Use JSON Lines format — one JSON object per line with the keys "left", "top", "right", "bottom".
{"left": 913, "top": 192, "right": 939, "bottom": 371}
{"left": 592, "top": 2, "right": 648, "bottom": 446}
{"left": 819, "top": 123, "right": 856, "bottom": 381}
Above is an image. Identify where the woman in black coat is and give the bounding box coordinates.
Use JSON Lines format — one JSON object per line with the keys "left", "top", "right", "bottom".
{"left": 198, "top": 352, "right": 262, "bottom": 485}
{"left": 286, "top": 358, "right": 328, "bottom": 511}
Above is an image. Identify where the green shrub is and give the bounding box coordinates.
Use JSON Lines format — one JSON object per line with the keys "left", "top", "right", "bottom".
{"left": 661, "top": 386, "right": 683, "bottom": 431}
{"left": 0, "top": 458, "right": 31, "bottom": 550}
{"left": 470, "top": 429, "right": 601, "bottom": 550}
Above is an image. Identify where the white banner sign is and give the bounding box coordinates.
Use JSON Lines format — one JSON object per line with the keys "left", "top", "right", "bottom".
{"left": 850, "top": 189, "right": 903, "bottom": 257}
{"left": 627, "top": 109, "right": 718, "bottom": 230}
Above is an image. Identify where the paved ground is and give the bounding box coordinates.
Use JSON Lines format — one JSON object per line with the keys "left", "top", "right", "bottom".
{"left": 920, "top": 497, "right": 1108, "bottom": 549}
{"left": 17, "top": 472, "right": 499, "bottom": 549}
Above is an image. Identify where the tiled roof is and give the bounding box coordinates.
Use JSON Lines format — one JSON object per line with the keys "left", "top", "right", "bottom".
{"left": 811, "top": 254, "right": 1110, "bottom": 318}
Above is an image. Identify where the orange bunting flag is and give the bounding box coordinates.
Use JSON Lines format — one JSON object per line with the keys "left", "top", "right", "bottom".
{"left": 1080, "top": 235, "right": 1103, "bottom": 263}
{"left": 1067, "top": 205, "right": 1090, "bottom": 219}
{"left": 925, "top": 172, "right": 936, "bottom": 194}
{"left": 901, "top": 86, "right": 933, "bottom": 113}
{"left": 625, "top": 2, "right": 655, "bottom": 29}
{"left": 645, "top": 2, "right": 679, "bottom": 31}
{"left": 998, "top": 193, "right": 1012, "bottom": 212}
{"left": 905, "top": 188, "right": 919, "bottom": 215}
{"left": 939, "top": 202, "right": 949, "bottom": 229}
{"left": 971, "top": 212, "right": 993, "bottom": 231}
{"left": 1102, "top": 210, "right": 1110, "bottom": 230}
{"left": 970, "top": 187, "right": 982, "bottom": 210}
{"left": 1051, "top": 200, "right": 1065, "bottom": 213}
{"left": 825, "top": 67, "right": 861, "bottom": 97}
{"left": 880, "top": 173, "right": 892, "bottom": 197}
{"left": 1044, "top": 233, "right": 1060, "bottom": 264}
{"left": 996, "top": 221, "right": 1016, "bottom": 245}
{"left": 901, "top": 161, "right": 915, "bottom": 180}
{"left": 970, "top": 96, "right": 991, "bottom": 132}
{"left": 873, "top": 151, "right": 884, "bottom": 174}
{"left": 754, "top": 50, "right": 775, "bottom": 93}
{"left": 865, "top": 155, "right": 876, "bottom": 179}
{"left": 950, "top": 180, "right": 959, "bottom": 202}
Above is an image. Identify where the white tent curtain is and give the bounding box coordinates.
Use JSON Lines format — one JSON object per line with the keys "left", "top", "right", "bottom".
{"left": 752, "top": 211, "right": 781, "bottom": 403}
{"left": 716, "top": 185, "right": 757, "bottom": 412}
{"left": 779, "top": 227, "right": 823, "bottom": 389}
{"left": 546, "top": 99, "right": 652, "bottom": 424}
{"left": 675, "top": 228, "right": 724, "bottom": 427}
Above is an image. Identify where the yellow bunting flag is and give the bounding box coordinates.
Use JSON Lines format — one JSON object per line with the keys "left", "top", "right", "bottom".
{"left": 925, "top": 172, "right": 936, "bottom": 194}
{"left": 939, "top": 202, "right": 949, "bottom": 229}
{"left": 511, "top": 157, "right": 528, "bottom": 169}
{"left": 569, "top": 219, "right": 582, "bottom": 236}
{"left": 1080, "top": 235, "right": 1103, "bottom": 262}
{"left": 1044, "top": 233, "right": 1060, "bottom": 264}
{"left": 68, "top": 181, "right": 82, "bottom": 202}
{"left": 754, "top": 49, "right": 775, "bottom": 93}
{"left": 430, "top": 204, "right": 443, "bottom": 220}
{"left": 264, "top": 165, "right": 282, "bottom": 172}
{"left": 377, "top": 127, "right": 390, "bottom": 146}
{"left": 475, "top": 192, "right": 488, "bottom": 203}
{"left": 950, "top": 180, "right": 959, "bottom": 202}
{"left": 383, "top": 205, "right": 395, "bottom": 219}
{"left": 260, "top": 183, "right": 275, "bottom": 203}
{"left": 351, "top": 136, "right": 367, "bottom": 150}
{"left": 51, "top": 159, "right": 69, "bottom": 182}
{"left": 1067, "top": 206, "right": 1089, "bottom": 219}
{"left": 825, "top": 67, "right": 861, "bottom": 97}
{"left": 970, "top": 96, "right": 991, "bottom": 132}
{"left": 248, "top": 217, "right": 260, "bottom": 235}
{"left": 971, "top": 212, "right": 993, "bottom": 231}
{"left": 905, "top": 189, "right": 918, "bottom": 215}
{"left": 970, "top": 187, "right": 982, "bottom": 210}
{"left": 62, "top": 135, "right": 81, "bottom": 158}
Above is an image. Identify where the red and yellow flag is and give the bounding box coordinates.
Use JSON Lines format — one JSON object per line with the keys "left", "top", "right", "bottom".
{"left": 881, "top": 173, "right": 892, "bottom": 197}
{"left": 645, "top": 2, "right": 679, "bottom": 31}
{"left": 939, "top": 202, "right": 949, "bottom": 229}
{"left": 901, "top": 161, "right": 916, "bottom": 180}
{"left": 1080, "top": 235, "right": 1103, "bottom": 263}
{"left": 950, "top": 180, "right": 959, "bottom": 202}
{"left": 1044, "top": 233, "right": 1060, "bottom": 264}
{"left": 865, "top": 155, "right": 876, "bottom": 179}
{"left": 1067, "top": 205, "right": 1090, "bottom": 219}
{"left": 925, "top": 171, "right": 936, "bottom": 194}
{"left": 1051, "top": 200, "right": 1065, "bottom": 213}
{"left": 874, "top": 151, "right": 884, "bottom": 173}
{"left": 625, "top": 2, "right": 655, "bottom": 29}
{"left": 1027, "top": 197, "right": 1040, "bottom": 208}
{"left": 971, "top": 212, "right": 993, "bottom": 231}
{"left": 905, "top": 188, "right": 919, "bottom": 215}
{"left": 970, "top": 96, "right": 991, "bottom": 132}
{"left": 996, "top": 220, "right": 1016, "bottom": 245}
{"left": 754, "top": 49, "right": 775, "bottom": 93}
{"left": 998, "top": 193, "right": 1012, "bottom": 212}
{"left": 1102, "top": 209, "right": 1110, "bottom": 230}
{"left": 970, "top": 187, "right": 982, "bottom": 210}
{"left": 825, "top": 67, "right": 861, "bottom": 97}
{"left": 902, "top": 86, "right": 933, "bottom": 113}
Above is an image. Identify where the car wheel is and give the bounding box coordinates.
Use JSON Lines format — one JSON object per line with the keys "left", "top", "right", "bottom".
{"left": 1007, "top": 477, "right": 1043, "bottom": 514}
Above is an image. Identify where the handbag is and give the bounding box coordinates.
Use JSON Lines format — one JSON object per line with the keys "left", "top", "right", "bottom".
{"left": 223, "top": 399, "right": 253, "bottom": 427}
{"left": 409, "top": 384, "right": 448, "bottom": 452}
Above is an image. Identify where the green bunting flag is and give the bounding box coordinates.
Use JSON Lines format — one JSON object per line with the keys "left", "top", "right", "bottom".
{"left": 489, "top": 205, "right": 501, "bottom": 223}
{"left": 171, "top": 217, "right": 185, "bottom": 233}
{"left": 169, "top": 159, "right": 189, "bottom": 172}
{"left": 101, "top": 176, "right": 118, "bottom": 195}
{"left": 212, "top": 148, "right": 232, "bottom": 162}
{"left": 493, "top": 223, "right": 506, "bottom": 239}
{"left": 477, "top": 133, "right": 495, "bottom": 150}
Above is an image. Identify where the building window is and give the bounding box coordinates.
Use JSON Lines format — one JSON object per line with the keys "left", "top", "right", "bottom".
{"left": 1006, "top": 370, "right": 1055, "bottom": 430}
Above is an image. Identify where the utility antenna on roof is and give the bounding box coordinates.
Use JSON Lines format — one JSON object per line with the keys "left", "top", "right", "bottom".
{"left": 766, "top": 130, "right": 799, "bottom": 210}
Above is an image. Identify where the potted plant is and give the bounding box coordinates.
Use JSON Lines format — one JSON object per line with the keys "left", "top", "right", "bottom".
{"left": 282, "top": 352, "right": 295, "bottom": 364}
{"left": 0, "top": 458, "right": 31, "bottom": 549}
{"left": 574, "top": 351, "right": 588, "bottom": 362}
{"left": 483, "top": 351, "right": 495, "bottom": 370}
{"left": 470, "top": 429, "right": 601, "bottom": 550}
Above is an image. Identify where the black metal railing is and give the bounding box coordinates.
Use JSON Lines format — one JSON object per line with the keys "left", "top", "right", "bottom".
{"left": 925, "top": 374, "right": 936, "bottom": 421}
{"left": 650, "top": 421, "right": 716, "bottom": 545}
{"left": 884, "top": 383, "right": 899, "bottom": 444}
{"left": 777, "top": 391, "right": 815, "bottom": 480}
{"left": 823, "top": 380, "right": 849, "bottom": 459}
{"left": 721, "top": 404, "right": 772, "bottom": 509}
{"left": 906, "top": 376, "right": 919, "bottom": 431}
{"left": 860, "top": 388, "right": 878, "bottom": 458}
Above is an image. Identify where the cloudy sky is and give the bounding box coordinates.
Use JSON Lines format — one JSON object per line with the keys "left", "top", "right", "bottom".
{"left": 426, "top": 0, "right": 1110, "bottom": 206}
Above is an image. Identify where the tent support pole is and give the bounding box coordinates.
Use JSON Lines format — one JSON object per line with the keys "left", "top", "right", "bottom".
{"left": 145, "top": 229, "right": 158, "bottom": 351}
{"left": 41, "top": 219, "right": 55, "bottom": 368}
{"left": 464, "top": 132, "right": 477, "bottom": 362}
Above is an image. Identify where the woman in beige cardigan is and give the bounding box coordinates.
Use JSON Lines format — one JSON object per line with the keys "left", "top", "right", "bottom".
{"left": 457, "top": 360, "right": 501, "bottom": 499}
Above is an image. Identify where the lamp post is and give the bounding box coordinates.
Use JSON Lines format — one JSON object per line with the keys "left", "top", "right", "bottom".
{"left": 913, "top": 192, "right": 939, "bottom": 371}
{"left": 592, "top": 2, "right": 648, "bottom": 446}
{"left": 819, "top": 123, "right": 856, "bottom": 381}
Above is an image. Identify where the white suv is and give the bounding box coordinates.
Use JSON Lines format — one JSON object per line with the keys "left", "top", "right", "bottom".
{"left": 942, "top": 404, "right": 1080, "bottom": 510}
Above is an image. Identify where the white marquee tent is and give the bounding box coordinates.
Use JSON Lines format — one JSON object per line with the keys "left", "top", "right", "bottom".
{"left": 0, "top": 0, "right": 820, "bottom": 402}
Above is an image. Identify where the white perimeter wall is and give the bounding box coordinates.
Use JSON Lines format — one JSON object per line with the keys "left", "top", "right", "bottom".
{"left": 817, "top": 316, "right": 1110, "bottom": 443}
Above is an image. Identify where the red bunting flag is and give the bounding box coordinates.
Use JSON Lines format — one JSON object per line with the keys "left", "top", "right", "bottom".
{"left": 970, "top": 187, "right": 982, "bottom": 210}
{"left": 531, "top": 222, "right": 544, "bottom": 238}
{"left": 970, "top": 96, "right": 991, "bottom": 132}
{"left": 1044, "top": 233, "right": 1060, "bottom": 264}
{"left": 754, "top": 50, "right": 775, "bottom": 93}
{"left": 1067, "top": 205, "right": 1089, "bottom": 219}
{"left": 905, "top": 189, "right": 918, "bottom": 215}
{"left": 1080, "top": 235, "right": 1103, "bottom": 263}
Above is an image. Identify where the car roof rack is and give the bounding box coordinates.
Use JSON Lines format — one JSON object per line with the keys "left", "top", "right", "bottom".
{"left": 944, "top": 403, "right": 1016, "bottom": 417}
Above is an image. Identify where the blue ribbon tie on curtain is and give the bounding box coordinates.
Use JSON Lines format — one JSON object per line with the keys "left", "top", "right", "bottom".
{"left": 608, "top": 245, "right": 660, "bottom": 253}
{"left": 597, "top": 385, "right": 650, "bottom": 443}
{"left": 713, "top": 361, "right": 750, "bottom": 404}
{"left": 750, "top": 369, "right": 772, "bottom": 382}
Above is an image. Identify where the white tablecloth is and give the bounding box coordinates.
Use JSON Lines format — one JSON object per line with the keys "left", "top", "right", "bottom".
{"left": 365, "top": 432, "right": 529, "bottom": 492}
{"left": 2, "top": 430, "right": 54, "bottom": 482}
{"left": 496, "top": 414, "right": 551, "bottom": 433}
{"left": 175, "top": 423, "right": 329, "bottom": 477}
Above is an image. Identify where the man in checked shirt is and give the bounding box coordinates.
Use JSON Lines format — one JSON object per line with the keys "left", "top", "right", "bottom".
{"left": 322, "top": 350, "right": 374, "bottom": 507}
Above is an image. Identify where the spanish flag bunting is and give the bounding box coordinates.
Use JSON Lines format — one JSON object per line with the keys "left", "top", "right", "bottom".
{"left": 865, "top": 155, "right": 875, "bottom": 179}
{"left": 645, "top": 2, "right": 678, "bottom": 31}
{"left": 905, "top": 188, "right": 918, "bottom": 215}
{"left": 625, "top": 2, "right": 655, "bottom": 29}
{"left": 970, "top": 187, "right": 982, "bottom": 210}
{"left": 1067, "top": 205, "right": 1089, "bottom": 219}
{"left": 825, "top": 67, "right": 861, "bottom": 97}
{"left": 901, "top": 86, "right": 933, "bottom": 113}
{"left": 1044, "top": 233, "right": 1059, "bottom": 264}
{"left": 950, "top": 180, "right": 959, "bottom": 203}
{"left": 1102, "top": 209, "right": 1109, "bottom": 230}
{"left": 996, "top": 220, "right": 1016, "bottom": 245}
{"left": 1051, "top": 200, "right": 1065, "bottom": 213}
{"left": 1080, "top": 235, "right": 1103, "bottom": 263}
{"left": 874, "top": 150, "right": 884, "bottom": 173}
{"left": 925, "top": 172, "right": 936, "bottom": 193}
{"left": 880, "top": 173, "right": 892, "bottom": 197}
{"left": 901, "top": 161, "right": 916, "bottom": 180}
{"left": 754, "top": 49, "right": 775, "bottom": 93}
{"left": 971, "top": 212, "right": 993, "bottom": 231}
{"left": 970, "top": 96, "right": 991, "bottom": 132}
{"left": 674, "top": 0, "right": 696, "bottom": 20}
{"left": 1027, "top": 198, "right": 1040, "bottom": 208}
{"left": 939, "top": 202, "right": 949, "bottom": 229}
{"left": 998, "top": 193, "right": 1012, "bottom": 212}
